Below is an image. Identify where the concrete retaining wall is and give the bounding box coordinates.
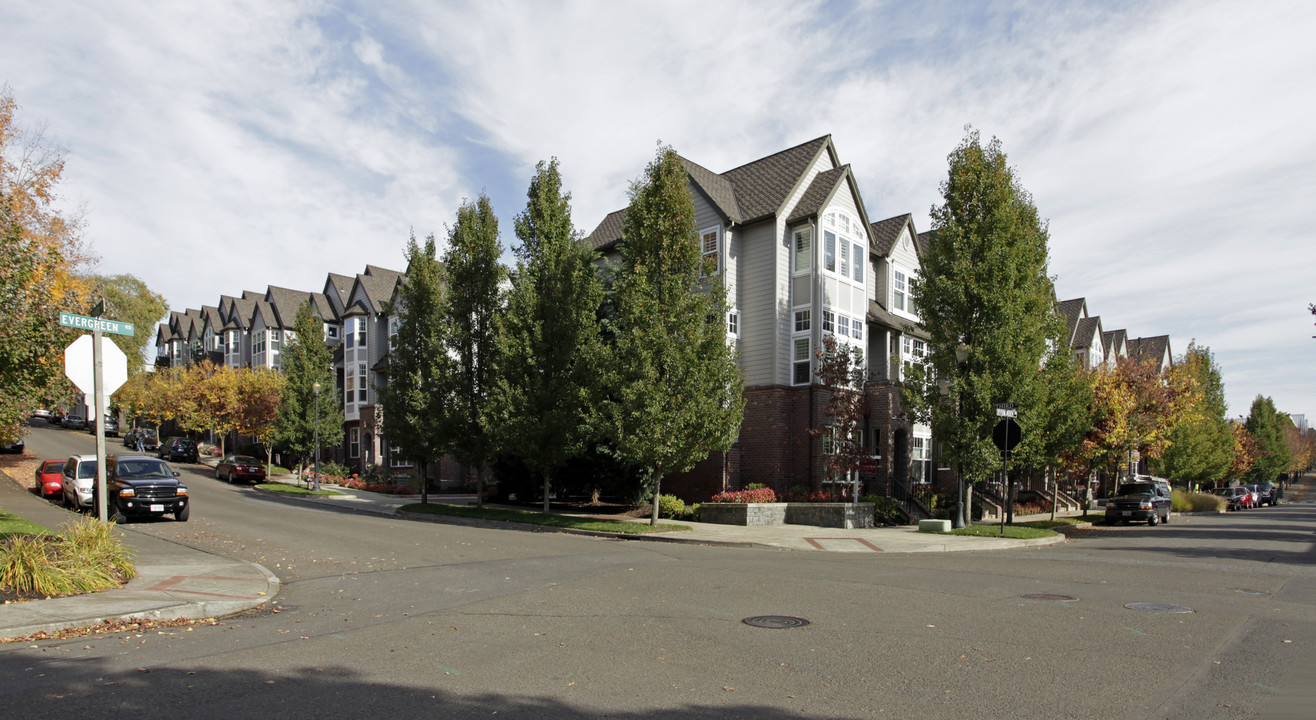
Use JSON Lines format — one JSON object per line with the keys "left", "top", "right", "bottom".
{"left": 701, "top": 502, "right": 875, "bottom": 528}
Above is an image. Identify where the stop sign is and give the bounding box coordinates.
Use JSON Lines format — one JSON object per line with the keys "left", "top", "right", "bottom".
{"left": 64, "top": 335, "right": 128, "bottom": 420}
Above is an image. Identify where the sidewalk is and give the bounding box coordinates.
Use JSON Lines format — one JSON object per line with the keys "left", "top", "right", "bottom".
{"left": 0, "top": 471, "right": 279, "bottom": 641}
{"left": 251, "top": 482, "right": 1068, "bottom": 554}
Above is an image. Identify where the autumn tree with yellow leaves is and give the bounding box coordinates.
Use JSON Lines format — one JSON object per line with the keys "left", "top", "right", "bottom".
{"left": 0, "top": 87, "right": 91, "bottom": 442}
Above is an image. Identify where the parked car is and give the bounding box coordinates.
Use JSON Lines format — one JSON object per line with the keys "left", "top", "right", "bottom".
{"left": 1211, "top": 486, "right": 1248, "bottom": 511}
{"left": 123, "top": 428, "right": 159, "bottom": 451}
{"left": 31, "top": 408, "right": 52, "bottom": 421}
{"left": 0, "top": 436, "right": 23, "bottom": 453}
{"left": 1239, "top": 486, "right": 1257, "bottom": 509}
{"left": 1105, "top": 481, "right": 1173, "bottom": 526}
{"left": 61, "top": 454, "right": 98, "bottom": 509}
{"left": 61, "top": 413, "right": 86, "bottom": 430}
{"left": 1249, "top": 482, "right": 1278, "bottom": 507}
{"left": 86, "top": 416, "right": 119, "bottom": 437}
{"left": 215, "top": 455, "right": 267, "bottom": 484}
{"left": 34, "top": 459, "right": 65, "bottom": 498}
{"left": 158, "top": 437, "right": 198, "bottom": 463}
{"left": 99, "top": 454, "right": 189, "bottom": 523}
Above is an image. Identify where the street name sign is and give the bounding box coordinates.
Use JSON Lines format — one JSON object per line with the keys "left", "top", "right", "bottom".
{"left": 60, "top": 311, "right": 135, "bottom": 337}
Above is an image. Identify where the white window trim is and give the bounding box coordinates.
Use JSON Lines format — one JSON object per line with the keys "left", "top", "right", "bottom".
{"left": 700, "top": 226, "right": 721, "bottom": 275}
{"left": 792, "top": 337, "right": 812, "bottom": 386}
{"left": 793, "top": 228, "right": 812, "bottom": 274}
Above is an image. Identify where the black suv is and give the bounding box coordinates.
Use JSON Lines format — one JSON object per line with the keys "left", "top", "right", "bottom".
{"left": 158, "top": 436, "right": 198, "bottom": 463}
{"left": 1105, "top": 481, "right": 1172, "bottom": 526}
{"left": 102, "top": 454, "right": 189, "bottom": 522}
{"left": 1250, "top": 482, "right": 1279, "bottom": 506}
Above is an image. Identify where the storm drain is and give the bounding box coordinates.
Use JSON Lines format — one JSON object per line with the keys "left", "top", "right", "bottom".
{"left": 1021, "top": 593, "right": 1079, "bottom": 602}
{"left": 1125, "top": 602, "right": 1194, "bottom": 614}
{"left": 742, "top": 615, "right": 811, "bottom": 629}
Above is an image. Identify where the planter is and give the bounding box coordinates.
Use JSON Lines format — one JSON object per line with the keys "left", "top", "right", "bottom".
{"left": 785, "top": 502, "right": 875, "bottom": 529}
{"left": 700, "top": 502, "right": 788, "bottom": 526}
{"left": 699, "top": 502, "right": 876, "bottom": 529}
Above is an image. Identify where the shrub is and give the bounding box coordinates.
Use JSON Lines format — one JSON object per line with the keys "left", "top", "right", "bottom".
{"left": 745, "top": 483, "right": 768, "bottom": 491}
{"left": 709, "top": 487, "right": 777, "bottom": 503}
{"left": 1171, "top": 489, "right": 1226, "bottom": 513}
{"left": 684, "top": 503, "right": 701, "bottom": 521}
{"left": 319, "top": 460, "right": 351, "bottom": 478}
{"left": 783, "top": 488, "right": 848, "bottom": 502}
{"left": 862, "top": 494, "right": 903, "bottom": 524}
{"left": 656, "top": 494, "right": 686, "bottom": 519}
{"left": 0, "top": 517, "right": 136, "bottom": 598}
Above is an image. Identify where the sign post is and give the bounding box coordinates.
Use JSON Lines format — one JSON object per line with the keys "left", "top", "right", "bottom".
{"left": 992, "top": 405, "right": 1023, "bottom": 536}
{"left": 63, "top": 311, "right": 132, "bottom": 523}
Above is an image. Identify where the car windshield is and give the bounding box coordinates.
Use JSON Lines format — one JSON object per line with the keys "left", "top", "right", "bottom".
{"left": 1117, "top": 483, "right": 1156, "bottom": 495}
{"left": 42, "top": 460, "right": 65, "bottom": 472}
{"left": 117, "top": 459, "right": 173, "bottom": 478}
{"left": 77, "top": 462, "right": 97, "bottom": 479}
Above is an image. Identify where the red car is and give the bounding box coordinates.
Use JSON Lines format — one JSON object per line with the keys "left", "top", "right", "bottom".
{"left": 214, "top": 455, "right": 267, "bottom": 484}
{"left": 34, "top": 459, "right": 65, "bottom": 498}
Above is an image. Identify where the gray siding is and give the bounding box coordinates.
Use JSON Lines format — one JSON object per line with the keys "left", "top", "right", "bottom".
{"left": 738, "top": 220, "right": 780, "bottom": 386}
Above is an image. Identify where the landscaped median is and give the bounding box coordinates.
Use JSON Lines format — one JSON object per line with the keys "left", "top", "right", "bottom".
{"left": 399, "top": 502, "right": 691, "bottom": 535}
{"left": 1, "top": 509, "right": 137, "bottom": 602}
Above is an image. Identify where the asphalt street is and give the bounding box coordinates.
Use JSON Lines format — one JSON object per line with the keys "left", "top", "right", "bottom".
{"left": 3, "top": 423, "right": 1314, "bottom": 719}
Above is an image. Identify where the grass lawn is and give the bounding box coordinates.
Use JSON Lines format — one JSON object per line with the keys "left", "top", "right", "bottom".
{"left": 950, "top": 524, "right": 1059, "bottom": 540}
{"left": 0, "top": 508, "right": 50, "bottom": 537}
{"left": 401, "top": 502, "right": 691, "bottom": 535}
{"left": 256, "top": 482, "right": 341, "bottom": 496}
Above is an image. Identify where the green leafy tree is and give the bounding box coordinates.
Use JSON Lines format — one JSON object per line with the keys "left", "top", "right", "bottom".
{"left": 1245, "top": 395, "right": 1290, "bottom": 483}
{"left": 441, "top": 194, "right": 504, "bottom": 505}
{"left": 1013, "top": 338, "right": 1095, "bottom": 501}
{"left": 1153, "top": 343, "right": 1234, "bottom": 487}
{"left": 272, "top": 302, "right": 342, "bottom": 478}
{"left": 0, "top": 87, "right": 91, "bottom": 442}
{"left": 86, "top": 275, "right": 168, "bottom": 374}
{"left": 599, "top": 146, "right": 745, "bottom": 525}
{"left": 905, "top": 128, "right": 1062, "bottom": 514}
{"left": 493, "top": 159, "right": 604, "bottom": 512}
{"left": 382, "top": 233, "right": 451, "bottom": 505}
{"left": 809, "top": 335, "right": 868, "bottom": 500}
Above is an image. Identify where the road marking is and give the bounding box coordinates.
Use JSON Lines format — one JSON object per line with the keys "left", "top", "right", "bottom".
{"left": 803, "top": 538, "right": 884, "bottom": 552}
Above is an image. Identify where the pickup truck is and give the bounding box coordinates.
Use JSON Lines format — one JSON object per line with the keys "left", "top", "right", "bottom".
{"left": 1105, "top": 481, "right": 1172, "bottom": 526}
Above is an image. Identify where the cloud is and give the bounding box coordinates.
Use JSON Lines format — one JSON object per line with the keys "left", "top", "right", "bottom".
{"left": 3, "top": 0, "right": 1314, "bottom": 418}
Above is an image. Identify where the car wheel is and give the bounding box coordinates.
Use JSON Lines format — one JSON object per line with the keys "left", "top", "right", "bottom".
{"left": 215, "top": 467, "right": 223, "bottom": 480}
{"left": 175, "top": 504, "right": 190, "bottom": 522}
{"left": 228, "top": 471, "right": 237, "bottom": 484}
{"left": 1162, "top": 510, "right": 1170, "bottom": 524}
{"left": 1148, "top": 512, "right": 1159, "bottom": 527}
{"left": 110, "top": 507, "right": 127, "bottom": 524}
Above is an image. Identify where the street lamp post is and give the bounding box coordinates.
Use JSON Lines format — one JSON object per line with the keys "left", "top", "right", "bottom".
{"left": 953, "top": 343, "right": 971, "bottom": 529}
{"left": 312, "top": 381, "right": 321, "bottom": 492}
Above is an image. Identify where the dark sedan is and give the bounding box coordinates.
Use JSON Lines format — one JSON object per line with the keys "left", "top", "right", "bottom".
{"left": 215, "top": 455, "right": 267, "bottom": 484}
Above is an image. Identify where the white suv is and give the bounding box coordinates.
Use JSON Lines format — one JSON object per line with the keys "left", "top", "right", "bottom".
{"left": 61, "top": 454, "right": 98, "bottom": 509}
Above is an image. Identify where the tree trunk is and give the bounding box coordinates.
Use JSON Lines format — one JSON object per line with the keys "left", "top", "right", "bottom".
{"left": 650, "top": 472, "right": 663, "bottom": 526}
{"left": 420, "top": 462, "right": 429, "bottom": 505}
{"left": 474, "top": 465, "right": 484, "bottom": 509}
{"left": 542, "top": 469, "right": 552, "bottom": 514}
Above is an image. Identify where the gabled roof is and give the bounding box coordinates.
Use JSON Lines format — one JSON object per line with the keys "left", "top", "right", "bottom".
{"left": 1075, "top": 316, "right": 1103, "bottom": 350}
{"left": 230, "top": 294, "right": 258, "bottom": 330}
{"left": 325, "top": 273, "right": 355, "bottom": 311}
{"left": 680, "top": 157, "right": 741, "bottom": 222}
{"left": 1056, "top": 298, "right": 1087, "bottom": 346}
{"left": 870, "top": 214, "right": 914, "bottom": 255}
{"left": 722, "top": 135, "right": 832, "bottom": 224}
{"left": 1103, "top": 328, "right": 1128, "bottom": 360}
{"left": 786, "top": 166, "right": 849, "bottom": 225}
{"left": 200, "top": 305, "right": 222, "bottom": 334}
{"left": 353, "top": 266, "right": 404, "bottom": 314}
{"left": 266, "top": 286, "right": 335, "bottom": 328}
{"left": 586, "top": 136, "right": 839, "bottom": 251}
{"left": 1128, "top": 335, "right": 1172, "bottom": 372}
{"left": 586, "top": 209, "right": 627, "bottom": 251}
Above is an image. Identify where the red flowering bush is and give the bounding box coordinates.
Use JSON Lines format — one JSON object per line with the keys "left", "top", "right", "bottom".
{"left": 709, "top": 487, "right": 777, "bottom": 503}
{"left": 338, "top": 475, "right": 413, "bottom": 495}
{"left": 783, "top": 488, "right": 848, "bottom": 503}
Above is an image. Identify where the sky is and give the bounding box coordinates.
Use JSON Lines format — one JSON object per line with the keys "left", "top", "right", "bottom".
{"left": 3, "top": 0, "right": 1314, "bottom": 422}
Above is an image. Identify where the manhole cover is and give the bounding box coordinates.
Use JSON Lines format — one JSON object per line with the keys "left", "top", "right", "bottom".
{"left": 1022, "top": 593, "right": 1079, "bottom": 602}
{"left": 742, "top": 615, "right": 811, "bottom": 629}
{"left": 1125, "top": 602, "right": 1194, "bottom": 614}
